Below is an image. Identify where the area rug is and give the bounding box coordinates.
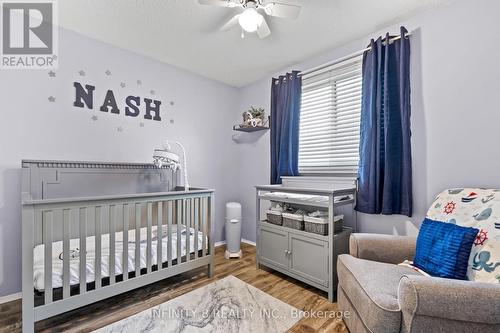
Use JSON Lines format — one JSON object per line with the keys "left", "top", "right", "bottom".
{"left": 94, "top": 275, "right": 301, "bottom": 333}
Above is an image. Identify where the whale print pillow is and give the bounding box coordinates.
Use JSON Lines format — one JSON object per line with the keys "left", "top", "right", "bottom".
{"left": 427, "top": 188, "right": 500, "bottom": 284}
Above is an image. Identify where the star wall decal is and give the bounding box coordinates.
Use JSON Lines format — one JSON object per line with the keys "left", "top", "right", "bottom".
{"left": 170, "top": 119, "right": 174, "bottom": 124}
{"left": 170, "top": 101, "right": 175, "bottom": 106}
{"left": 91, "top": 115, "right": 98, "bottom": 121}
{"left": 48, "top": 96, "right": 56, "bottom": 102}
{"left": 48, "top": 70, "right": 56, "bottom": 77}
{"left": 150, "top": 90, "right": 155, "bottom": 95}
{"left": 78, "top": 70, "right": 85, "bottom": 76}
{"left": 137, "top": 80, "right": 142, "bottom": 85}
{"left": 105, "top": 70, "right": 112, "bottom": 76}
{"left": 139, "top": 122, "right": 145, "bottom": 127}
{"left": 120, "top": 82, "right": 126, "bottom": 88}
{"left": 117, "top": 126, "right": 123, "bottom": 132}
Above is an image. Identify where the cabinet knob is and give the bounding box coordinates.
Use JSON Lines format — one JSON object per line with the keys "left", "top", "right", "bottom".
{"left": 285, "top": 250, "right": 291, "bottom": 255}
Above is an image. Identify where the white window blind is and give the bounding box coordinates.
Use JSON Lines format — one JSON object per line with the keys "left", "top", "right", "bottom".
{"left": 299, "top": 56, "right": 363, "bottom": 174}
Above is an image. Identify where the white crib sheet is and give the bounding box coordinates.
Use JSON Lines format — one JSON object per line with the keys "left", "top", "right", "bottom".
{"left": 33, "top": 225, "right": 207, "bottom": 291}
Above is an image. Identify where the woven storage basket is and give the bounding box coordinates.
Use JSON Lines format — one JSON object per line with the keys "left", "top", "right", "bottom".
{"left": 266, "top": 210, "right": 283, "bottom": 225}
{"left": 282, "top": 212, "right": 304, "bottom": 230}
{"left": 304, "top": 215, "right": 344, "bottom": 235}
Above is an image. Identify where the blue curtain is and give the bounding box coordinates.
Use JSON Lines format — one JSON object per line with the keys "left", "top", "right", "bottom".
{"left": 356, "top": 27, "right": 412, "bottom": 216}
{"left": 270, "top": 71, "right": 302, "bottom": 184}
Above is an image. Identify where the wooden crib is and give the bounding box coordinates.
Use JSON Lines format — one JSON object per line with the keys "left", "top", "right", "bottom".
{"left": 21, "top": 160, "right": 214, "bottom": 333}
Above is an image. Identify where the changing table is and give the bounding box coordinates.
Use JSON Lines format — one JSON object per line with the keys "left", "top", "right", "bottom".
{"left": 255, "top": 179, "right": 357, "bottom": 302}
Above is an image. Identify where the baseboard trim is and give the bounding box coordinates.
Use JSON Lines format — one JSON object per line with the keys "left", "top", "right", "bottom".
{"left": 0, "top": 292, "right": 21, "bottom": 304}
{"left": 242, "top": 238, "right": 256, "bottom": 246}
{"left": 215, "top": 239, "right": 256, "bottom": 247}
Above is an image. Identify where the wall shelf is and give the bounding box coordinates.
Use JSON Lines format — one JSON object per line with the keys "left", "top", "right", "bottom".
{"left": 233, "top": 115, "right": 270, "bottom": 132}
{"left": 233, "top": 125, "right": 269, "bottom": 132}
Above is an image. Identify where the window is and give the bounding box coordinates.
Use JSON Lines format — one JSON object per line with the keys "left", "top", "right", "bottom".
{"left": 299, "top": 56, "right": 363, "bottom": 174}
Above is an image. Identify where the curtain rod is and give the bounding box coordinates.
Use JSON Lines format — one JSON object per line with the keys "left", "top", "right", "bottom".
{"left": 298, "top": 31, "right": 412, "bottom": 77}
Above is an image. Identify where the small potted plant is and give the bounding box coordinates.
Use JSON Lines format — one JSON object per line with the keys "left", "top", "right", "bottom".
{"left": 241, "top": 107, "right": 267, "bottom": 128}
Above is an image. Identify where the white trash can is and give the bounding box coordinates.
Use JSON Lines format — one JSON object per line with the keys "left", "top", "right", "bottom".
{"left": 225, "top": 202, "right": 242, "bottom": 259}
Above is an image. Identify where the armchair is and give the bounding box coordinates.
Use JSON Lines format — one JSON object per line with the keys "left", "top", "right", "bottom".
{"left": 338, "top": 229, "right": 500, "bottom": 332}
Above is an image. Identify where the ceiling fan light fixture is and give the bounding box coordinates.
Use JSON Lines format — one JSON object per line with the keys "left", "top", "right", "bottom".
{"left": 238, "top": 7, "right": 263, "bottom": 32}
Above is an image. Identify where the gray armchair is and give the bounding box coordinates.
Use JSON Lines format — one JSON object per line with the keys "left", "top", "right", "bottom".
{"left": 337, "top": 233, "right": 500, "bottom": 333}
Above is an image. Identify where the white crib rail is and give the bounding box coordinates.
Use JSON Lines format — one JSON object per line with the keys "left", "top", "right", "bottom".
{"left": 22, "top": 190, "right": 214, "bottom": 333}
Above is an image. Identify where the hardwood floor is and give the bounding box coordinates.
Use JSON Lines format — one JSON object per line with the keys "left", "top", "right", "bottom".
{"left": 0, "top": 244, "right": 348, "bottom": 333}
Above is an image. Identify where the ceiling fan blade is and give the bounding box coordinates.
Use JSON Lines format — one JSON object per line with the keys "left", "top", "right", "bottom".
{"left": 220, "top": 14, "right": 241, "bottom": 31}
{"left": 257, "top": 17, "right": 271, "bottom": 39}
{"left": 198, "top": 0, "right": 239, "bottom": 7}
{"left": 263, "top": 1, "right": 301, "bottom": 19}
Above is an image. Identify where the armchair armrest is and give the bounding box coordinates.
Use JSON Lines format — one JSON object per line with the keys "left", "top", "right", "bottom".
{"left": 349, "top": 233, "right": 416, "bottom": 264}
{"left": 399, "top": 275, "right": 500, "bottom": 327}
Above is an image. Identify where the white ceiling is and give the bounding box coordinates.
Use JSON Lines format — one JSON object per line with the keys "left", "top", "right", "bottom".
{"left": 58, "top": 0, "right": 453, "bottom": 87}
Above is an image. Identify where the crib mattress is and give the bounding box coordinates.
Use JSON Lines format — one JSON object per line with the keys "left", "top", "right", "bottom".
{"left": 33, "top": 225, "right": 207, "bottom": 291}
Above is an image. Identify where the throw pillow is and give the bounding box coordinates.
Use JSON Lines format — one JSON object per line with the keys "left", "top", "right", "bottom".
{"left": 427, "top": 188, "right": 500, "bottom": 283}
{"left": 414, "top": 218, "right": 479, "bottom": 280}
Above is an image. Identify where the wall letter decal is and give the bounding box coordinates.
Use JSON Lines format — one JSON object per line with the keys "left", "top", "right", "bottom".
{"left": 100, "top": 90, "right": 120, "bottom": 114}
{"left": 71, "top": 82, "right": 165, "bottom": 123}
{"left": 144, "top": 98, "right": 162, "bottom": 121}
{"left": 125, "top": 96, "right": 140, "bottom": 117}
{"left": 73, "top": 82, "right": 95, "bottom": 109}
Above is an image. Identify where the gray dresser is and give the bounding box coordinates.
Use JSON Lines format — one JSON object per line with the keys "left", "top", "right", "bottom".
{"left": 255, "top": 182, "right": 356, "bottom": 302}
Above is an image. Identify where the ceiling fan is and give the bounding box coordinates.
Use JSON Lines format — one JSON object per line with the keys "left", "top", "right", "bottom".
{"left": 198, "top": 0, "right": 301, "bottom": 39}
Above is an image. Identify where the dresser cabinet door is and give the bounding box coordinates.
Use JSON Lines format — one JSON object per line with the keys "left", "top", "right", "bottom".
{"left": 259, "top": 225, "right": 289, "bottom": 270}
{"left": 289, "top": 233, "right": 329, "bottom": 287}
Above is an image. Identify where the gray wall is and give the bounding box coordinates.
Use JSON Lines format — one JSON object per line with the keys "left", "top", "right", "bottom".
{"left": 0, "top": 27, "right": 240, "bottom": 297}
{"left": 233, "top": 0, "right": 500, "bottom": 242}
